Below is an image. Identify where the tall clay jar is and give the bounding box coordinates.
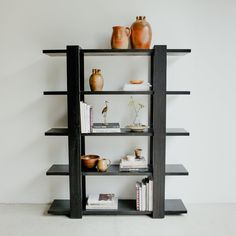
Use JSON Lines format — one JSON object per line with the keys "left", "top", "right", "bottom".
{"left": 130, "top": 16, "right": 152, "bottom": 49}
{"left": 89, "top": 69, "right": 104, "bottom": 91}
{"left": 111, "top": 26, "right": 131, "bottom": 49}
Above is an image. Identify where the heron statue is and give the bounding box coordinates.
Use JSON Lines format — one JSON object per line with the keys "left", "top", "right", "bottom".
{"left": 102, "top": 101, "right": 109, "bottom": 125}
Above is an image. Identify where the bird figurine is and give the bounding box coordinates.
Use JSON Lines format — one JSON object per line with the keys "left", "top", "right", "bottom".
{"left": 102, "top": 101, "right": 109, "bottom": 125}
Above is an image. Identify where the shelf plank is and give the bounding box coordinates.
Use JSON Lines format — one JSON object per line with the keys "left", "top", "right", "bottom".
{"left": 165, "top": 199, "right": 187, "bottom": 214}
{"left": 82, "top": 128, "right": 153, "bottom": 136}
{"left": 48, "top": 199, "right": 187, "bottom": 216}
{"left": 84, "top": 199, "right": 151, "bottom": 215}
{"left": 46, "top": 165, "right": 69, "bottom": 175}
{"left": 42, "top": 49, "right": 66, "bottom": 56}
{"left": 45, "top": 128, "right": 189, "bottom": 136}
{"left": 166, "top": 164, "right": 188, "bottom": 175}
{"left": 44, "top": 91, "right": 67, "bottom": 95}
{"left": 166, "top": 91, "right": 190, "bottom": 95}
{"left": 46, "top": 164, "right": 188, "bottom": 176}
{"left": 81, "top": 91, "right": 154, "bottom": 95}
{"left": 43, "top": 91, "right": 190, "bottom": 95}
{"left": 166, "top": 128, "right": 190, "bottom": 136}
{"left": 45, "top": 128, "right": 68, "bottom": 136}
{"left": 43, "top": 49, "right": 191, "bottom": 57}
{"left": 48, "top": 199, "right": 70, "bottom": 215}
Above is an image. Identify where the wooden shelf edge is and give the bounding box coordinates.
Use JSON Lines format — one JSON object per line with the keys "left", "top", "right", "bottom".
{"left": 43, "top": 91, "right": 190, "bottom": 96}
{"left": 47, "top": 199, "right": 187, "bottom": 216}
{"left": 42, "top": 48, "right": 191, "bottom": 57}
{"left": 46, "top": 164, "right": 188, "bottom": 176}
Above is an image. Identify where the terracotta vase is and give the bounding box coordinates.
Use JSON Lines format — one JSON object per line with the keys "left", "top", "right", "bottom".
{"left": 89, "top": 69, "right": 104, "bottom": 91}
{"left": 130, "top": 16, "right": 152, "bottom": 49}
{"left": 111, "top": 26, "right": 131, "bottom": 49}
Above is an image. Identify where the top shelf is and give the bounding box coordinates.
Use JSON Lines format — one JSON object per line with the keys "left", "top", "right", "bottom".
{"left": 43, "top": 49, "right": 191, "bottom": 57}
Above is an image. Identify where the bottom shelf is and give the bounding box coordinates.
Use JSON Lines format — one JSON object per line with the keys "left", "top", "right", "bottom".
{"left": 48, "top": 199, "right": 187, "bottom": 216}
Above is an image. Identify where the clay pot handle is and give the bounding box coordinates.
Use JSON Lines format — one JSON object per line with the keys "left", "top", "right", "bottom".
{"left": 126, "top": 27, "right": 131, "bottom": 37}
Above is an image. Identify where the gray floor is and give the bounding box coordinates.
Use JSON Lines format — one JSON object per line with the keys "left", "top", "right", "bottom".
{"left": 0, "top": 203, "right": 235, "bottom": 236}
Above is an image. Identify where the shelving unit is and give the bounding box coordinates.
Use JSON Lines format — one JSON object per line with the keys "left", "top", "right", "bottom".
{"left": 43, "top": 45, "right": 191, "bottom": 219}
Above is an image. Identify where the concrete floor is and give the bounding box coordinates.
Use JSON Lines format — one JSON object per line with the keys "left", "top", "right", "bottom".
{"left": 0, "top": 203, "right": 235, "bottom": 236}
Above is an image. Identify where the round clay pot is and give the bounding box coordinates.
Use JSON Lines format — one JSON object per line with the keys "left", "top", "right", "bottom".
{"left": 89, "top": 69, "right": 104, "bottom": 91}
{"left": 111, "top": 26, "right": 131, "bottom": 49}
{"left": 130, "top": 16, "right": 152, "bottom": 49}
{"left": 81, "top": 155, "right": 99, "bottom": 169}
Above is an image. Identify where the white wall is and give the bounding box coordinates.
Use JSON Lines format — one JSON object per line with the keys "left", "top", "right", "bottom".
{"left": 0, "top": 0, "right": 236, "bottom": 203}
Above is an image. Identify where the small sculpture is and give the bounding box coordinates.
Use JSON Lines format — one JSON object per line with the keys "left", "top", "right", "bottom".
{"left": 102, "top": 101, "right": 109, "bottom": 125}
{"left": 128, "top": 96, "right": 144, "bottom": 125}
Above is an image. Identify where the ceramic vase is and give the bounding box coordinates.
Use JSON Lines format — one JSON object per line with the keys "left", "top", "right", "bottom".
{"left": 111, "top": 26, "right": 131, "bottom": 49}
{"left": 130, "top": 16, "right": 152, "bottom": 49}
{"left": 89, "top": 69, "right": 104, "bottom": 91}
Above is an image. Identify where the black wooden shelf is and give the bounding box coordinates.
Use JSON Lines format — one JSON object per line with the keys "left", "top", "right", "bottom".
{"left": 48, "top": 199, "right": 187, "bottom": 216}
{"left": 45, "top": 128, "right": 189, "bottom": 136}
{"left": 44, "top": 45, "right": 191, "bottom": 219}
{"left": 43, "top": 91, "right": 190, "bottom": 95}
{"left": 43, "top": 49, "right": 191, "bottom": 57}
{"left": 46, "top": 164, "right": 188, "bottom": 176}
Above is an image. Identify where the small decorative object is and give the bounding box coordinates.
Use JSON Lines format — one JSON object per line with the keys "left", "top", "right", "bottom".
{"left": 111, "top": 26, "right": 131, "bottom": 49}
{"left": 126, "top": 124, "right": 148, "bottom": 132}
{"left": 127, "top": 96, "right": 148, "bottom": 132}
{"left": 134, "top": 148, "right": 142, "bottom": 159}
{"left": 101, "top": 101, "right": 109, "bottom": 125}
{"left": 126, "top": 155, "right": 135, "bottom": 161}
{"left": 81, "top": 155, "right": 99, "bottom": 169}
{"left": 89, "top": 69, "right": 104, "bottom": 91}
{"left": 97, "top": 158, "right": 111, "bottom": 172}
{"left": 129, "top": 96, "right": 144, "bottom": 125}
{"left": 130, "top": 16, "right": 152, "bottom": 49}
{"left": 129, "top": 80, "right": 144, "bottom": 84}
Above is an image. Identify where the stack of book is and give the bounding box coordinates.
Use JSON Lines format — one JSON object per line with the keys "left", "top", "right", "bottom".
{"left": 119, "top": 156, "right": 148, "bottom": 172}
{"left": 80, "top": 102, "right": 92, "bottom": 133}
{"left": 123, "top": 82, "right": 151, "bottom": 91}
{"left": 92, "top": 123, "right": 121, "bottom": 133}
{"left": 86, "top": 193, "right": 118, "bottom": 210}
{"left": 136, "top": 177, "right": 153, "bottom": 211}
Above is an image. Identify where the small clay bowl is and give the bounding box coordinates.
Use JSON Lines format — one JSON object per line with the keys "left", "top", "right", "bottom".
{"left": 81, "top": 155, "right": 99, "bottom": 169}
{"left": 129, "top": 80, "right": 144, "bottom": 84}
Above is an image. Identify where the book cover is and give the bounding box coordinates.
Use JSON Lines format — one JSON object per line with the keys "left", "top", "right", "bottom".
{"left": 86, "top": 198, "right": 118, "bottom": 210}
{"left": 87, "top": 193, "right": 115, "bottom": 205}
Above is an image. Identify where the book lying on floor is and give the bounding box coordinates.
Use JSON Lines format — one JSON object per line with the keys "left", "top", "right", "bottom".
{"left": 86, "top": 193, "right": 118, "bottom": 210}
{"left": 92, "top": 123, "right": 121, "bottom": 133}
{"left": 136, "top": 177, "right": 153, "bottom": 211}
{"left": 119, "top": 156, "right": 148, "bottom": 171}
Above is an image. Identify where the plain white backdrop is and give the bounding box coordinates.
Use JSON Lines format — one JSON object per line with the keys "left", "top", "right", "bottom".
{"left": 0, "top": 0, "right": 235, "bottom": 204}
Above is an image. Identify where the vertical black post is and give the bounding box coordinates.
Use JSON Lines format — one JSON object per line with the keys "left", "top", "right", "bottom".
{"left": 67, "top": 45, "right": 82, "bottom": 218}
{"left": 152, "top": 45, "right": 167, "bottom": 218}
{"left": 79, "top": 51, "right": 87, "bottom": 210}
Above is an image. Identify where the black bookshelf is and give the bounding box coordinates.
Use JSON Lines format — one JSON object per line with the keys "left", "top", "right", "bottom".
{"left": 43, "top": 45, "right": 191, "bottom": 219}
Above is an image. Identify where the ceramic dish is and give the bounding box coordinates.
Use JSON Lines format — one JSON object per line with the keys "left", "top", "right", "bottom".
{"left": 126, "top": 125, "right": 149, "bottom": 132}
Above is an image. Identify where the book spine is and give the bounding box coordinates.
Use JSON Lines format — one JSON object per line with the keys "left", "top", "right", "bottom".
{"left": 146, "top": 178, "right": 149, "bottom": 211}
{"left": 89, "top": 106, "right": 93, "bottom": 133}
{"left": 136, "top": 182, "right": 140, "bottom": 211}
{"left": 80, "top": 102, "right": 84, "bottom": 133}
{"left": 149, "top": 178, "right": 153, "bottom": 211}
{"left": 141, "top": 179, "right": 146, "bottom": 211}
{"left": 139, "top": 182, "right": 142, "bottom": 211}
